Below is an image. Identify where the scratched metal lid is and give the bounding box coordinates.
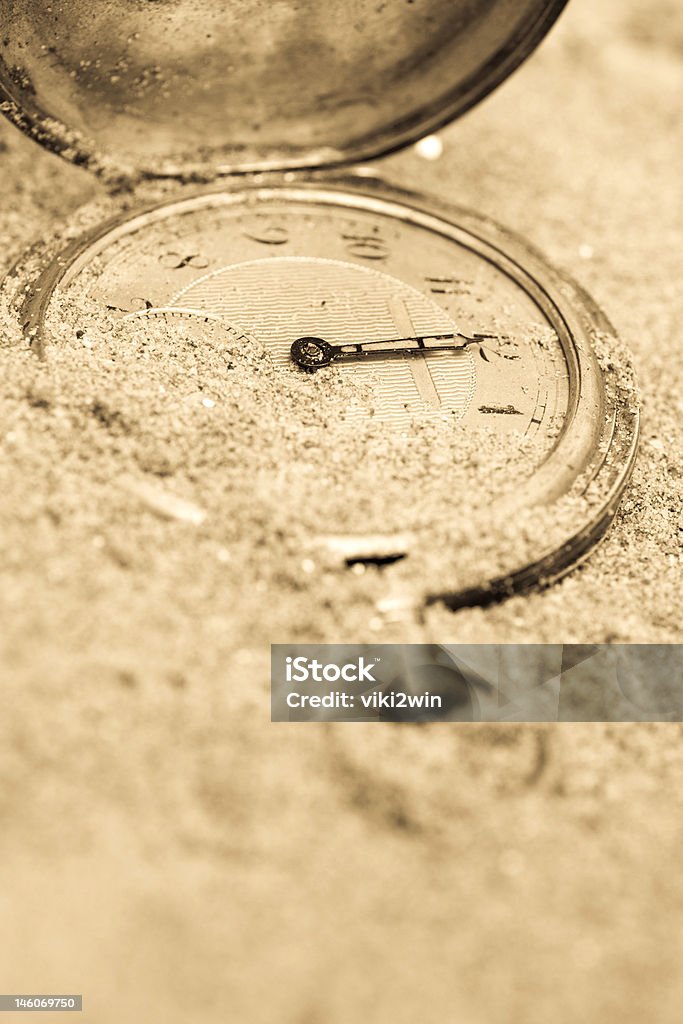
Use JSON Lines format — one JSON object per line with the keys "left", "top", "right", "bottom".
{"left": 0, "top": 0, "right": 567, "bottom": 180}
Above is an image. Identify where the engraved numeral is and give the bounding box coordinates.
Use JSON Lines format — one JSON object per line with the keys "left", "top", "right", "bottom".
{"left": 105, "top": 295, "right": 154, "bottom": 314}
{"left": 425, "top": 276, "right": 472, "bottom": 295}
{"left": 158, "top": 251, "right": 209, "bottom": 270}
{"left": 243, "top": 224, "right": 289, "bottom": 245}
{"left": 478, "top": 404, "right": 523, "bottom": 416}
{"left": 343, "top": 233, "right": 389, "bottom": 260}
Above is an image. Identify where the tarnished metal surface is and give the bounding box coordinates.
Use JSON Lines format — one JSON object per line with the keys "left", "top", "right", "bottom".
{"left": 0, "top": 0, "right": 567, "bottom": 177}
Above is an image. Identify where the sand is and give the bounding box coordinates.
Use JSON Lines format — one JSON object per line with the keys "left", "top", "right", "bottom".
{"left": 0, "top": 0, "right": 682, "bottom": 1021}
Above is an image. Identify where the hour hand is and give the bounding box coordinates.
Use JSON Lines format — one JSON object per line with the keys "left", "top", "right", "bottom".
{"left": 290, "top": 332, "right": 496, "bottom": 371}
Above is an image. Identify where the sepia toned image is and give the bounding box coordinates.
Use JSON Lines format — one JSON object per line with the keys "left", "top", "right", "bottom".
{"left": 0, "top": 0, "right": 681, "bottom": 1020}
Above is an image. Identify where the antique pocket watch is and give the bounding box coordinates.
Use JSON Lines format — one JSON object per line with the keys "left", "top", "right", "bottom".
{"left": 0, "top": 0, "right": 638, "bottom": 610}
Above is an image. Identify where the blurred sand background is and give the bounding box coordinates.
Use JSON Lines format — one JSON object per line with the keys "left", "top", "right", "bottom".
{"left": 1, "top": 0, "right": 682, "bottom": 1020}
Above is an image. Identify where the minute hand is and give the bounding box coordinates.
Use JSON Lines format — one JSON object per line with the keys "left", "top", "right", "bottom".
{"left": 333, "top": 331, "right": 493, "bottom": 360}
{"left": 290, "top": 332, "right": 497, "bottom": 371}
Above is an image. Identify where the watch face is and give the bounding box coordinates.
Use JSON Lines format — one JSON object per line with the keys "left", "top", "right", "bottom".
{"left": 12, "top": 177, "right": 638, "bottom": 608}
{"left": 0, "top": 0, "right": 568, "bottom": 177}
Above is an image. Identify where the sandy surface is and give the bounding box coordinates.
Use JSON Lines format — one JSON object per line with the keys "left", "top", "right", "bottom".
{"left": 0, "top": 0, "right": 682, "bottom": 1021}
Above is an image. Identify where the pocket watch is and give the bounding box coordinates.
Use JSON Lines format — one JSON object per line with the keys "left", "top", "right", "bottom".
{"left": 0, "top": 0, "right": 638, "bottom": 610}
